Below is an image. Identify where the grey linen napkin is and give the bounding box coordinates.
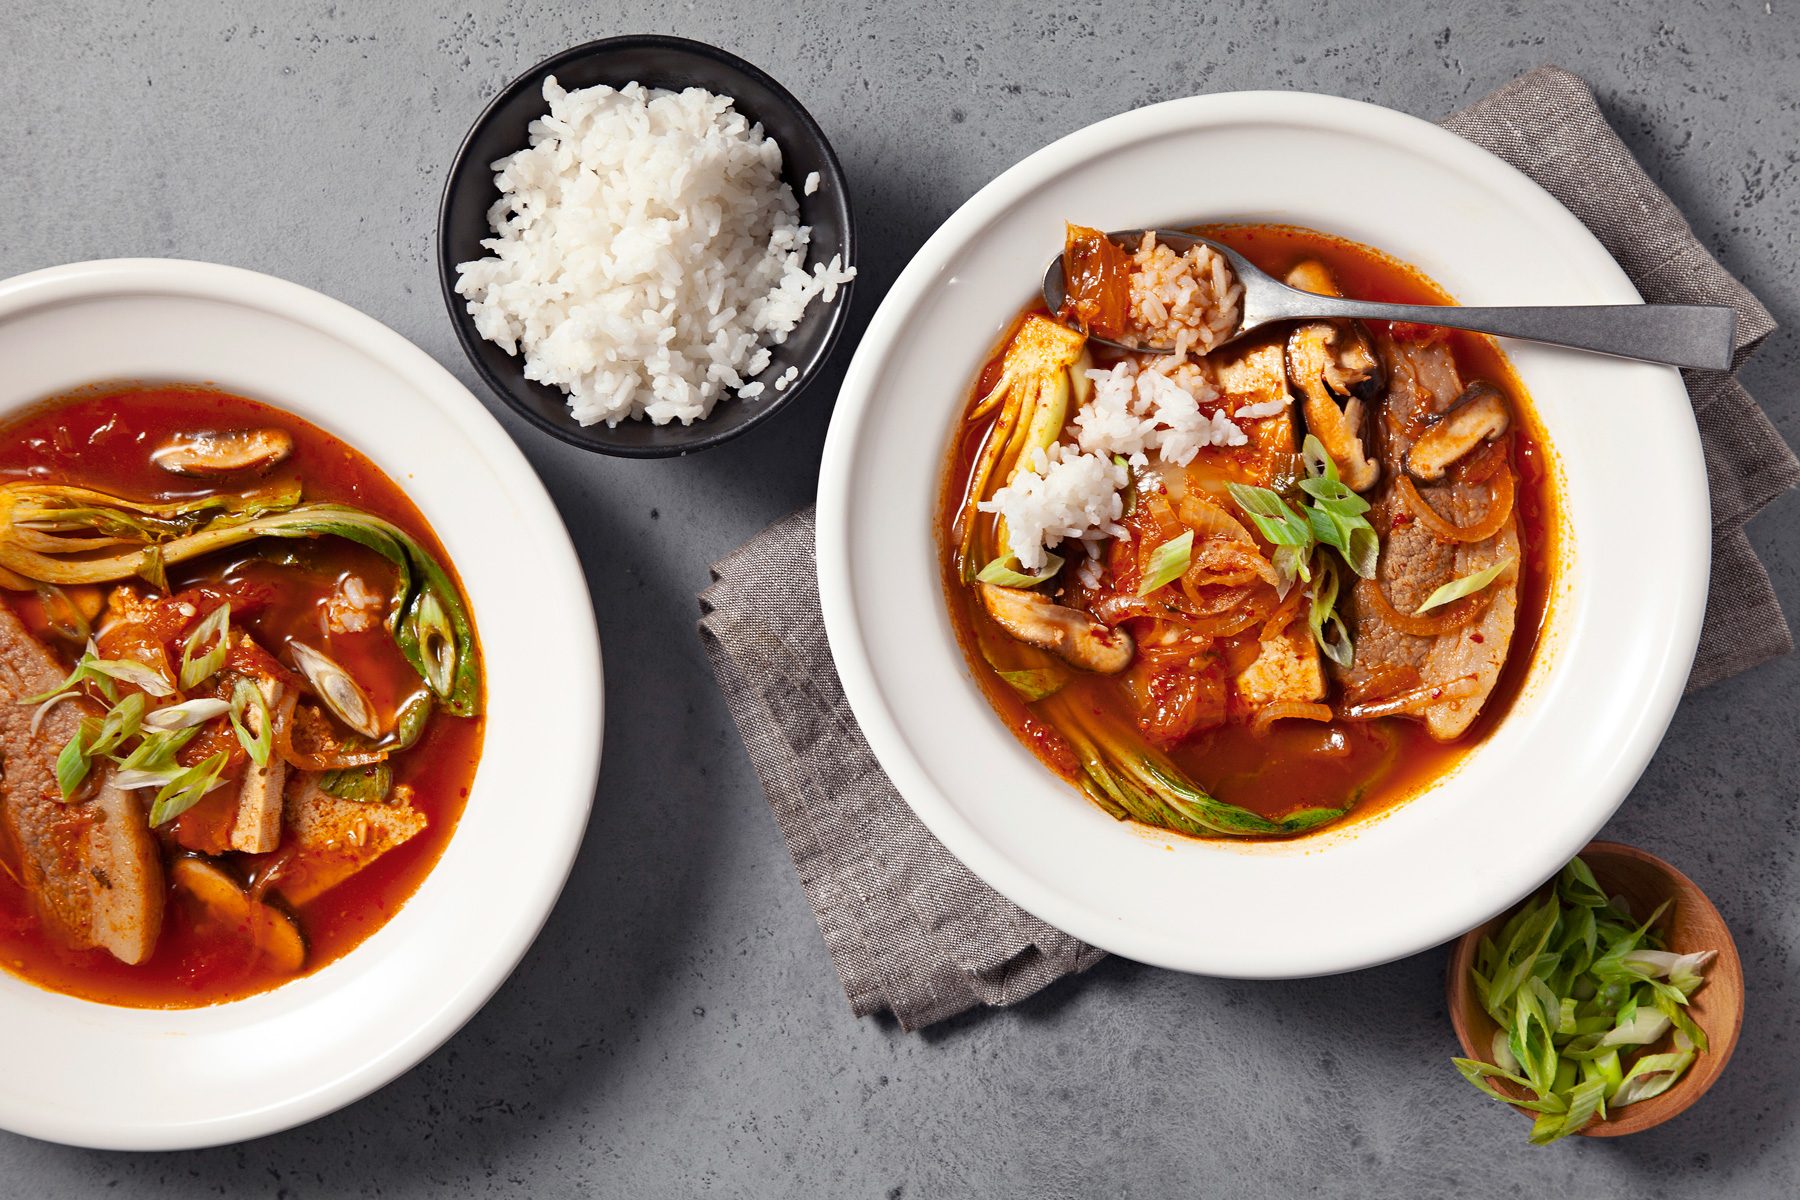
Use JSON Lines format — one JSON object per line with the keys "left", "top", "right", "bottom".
{"left": 697, "top": 66, "right": 1796, "bottom": 1030}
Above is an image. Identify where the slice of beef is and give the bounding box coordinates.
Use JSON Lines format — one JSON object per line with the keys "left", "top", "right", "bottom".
{"left": 0, "top": 601, "right": 164, "bottom": 963}
{"left": 1337, "top": 338, "right": 1520, "bottom": 740}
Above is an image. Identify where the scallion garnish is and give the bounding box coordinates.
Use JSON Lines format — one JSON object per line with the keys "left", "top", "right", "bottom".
{"left": 1136, "top": 530, "right": 1194, "bottom": 597}
{"left": 178, "top": 603, "right": 231, "bottom": 689}
{"left": 976, "top": 552, "right": 1064, "bottom": 589}
{"left": 22, "top": 644, "right": 174, "bottom": 707}
{"left": 227, "top": 677, "right": 274, "bottom": 768}
{"left": 1307, "top": 558, "right": 1353, "bottom": 668}
{"left": 1297, "top": 436, "right": 1379, "bottom": 580}
{"left": 86, "top": 693, "right": 148, "bottom": 757}
{"left": 1451, "top": 856, "right": 1714, "bottom": 1144}
{"left": 54, "top": 727, "right": 91, "bottom": 799}
{"left": 147, "top": 751, "right": 230, "bottom": 826}
{"left": 288, "top": 640, "right": 382, "bottom": 739}
{"left": 143, "top": 697, "right": 231, "bottom": 731}
{"left": 1415, "top": 557, "right": 1515, "bottom": 615}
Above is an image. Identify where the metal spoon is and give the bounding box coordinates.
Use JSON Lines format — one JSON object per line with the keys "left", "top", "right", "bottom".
{"left": 1042, "top": 230, "right": 1737, "bottom": 371}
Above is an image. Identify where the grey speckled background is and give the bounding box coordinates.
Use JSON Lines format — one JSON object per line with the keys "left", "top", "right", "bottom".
{"left": 2, "top": 0, "right": 1797, "bottom": 1195}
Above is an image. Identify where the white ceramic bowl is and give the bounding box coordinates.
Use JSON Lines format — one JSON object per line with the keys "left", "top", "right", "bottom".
{"left": 817, "top": 92, "right": 1708, "bottom": 978}
{"left": 0, "top": 260, "right": 602, "bottom": 1149}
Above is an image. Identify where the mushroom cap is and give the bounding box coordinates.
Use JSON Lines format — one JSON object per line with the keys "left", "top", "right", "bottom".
{"left": 977, "top": 583, "right": 1135, "bottom": 675}
{"left": 1404, "top": 382, "right": 1513, "bottom": 482}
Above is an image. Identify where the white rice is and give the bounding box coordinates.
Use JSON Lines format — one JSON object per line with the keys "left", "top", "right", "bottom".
{"left": 986, "top": 356, "right": 1294, "bottom": 568}
{"left": 978, "top": 445, "right": 1130, "bottom": 572}
{"left": 455, "top": 78, "right": 856, "bottom": 427}
{"left": 1076, "top": 358, "right": 1271, "bottom": 466}
{"left": 803, "top": 171, "right": 821, "bottom": 195}
{"left": 1127, "top": 234, "right": 1242, "bottom": 357}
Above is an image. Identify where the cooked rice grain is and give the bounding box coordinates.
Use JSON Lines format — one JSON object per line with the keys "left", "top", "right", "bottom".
{"left": 1128, "top": 234, "right": 1242, "bottom": 357}
{"left": 455, "top": 78, "right": 855, "bottom": 427}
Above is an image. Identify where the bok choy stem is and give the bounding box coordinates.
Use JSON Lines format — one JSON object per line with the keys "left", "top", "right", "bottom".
{"left": 0, "top": 484, "right": 481, "bottom": 717}
{"left": 1039, "top": 691, "right": 1347, "bottom": 838}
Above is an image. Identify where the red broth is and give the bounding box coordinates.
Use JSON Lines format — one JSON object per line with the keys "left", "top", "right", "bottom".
{"left": 939, "top": 225, "right": 1559, "bottom": 836}
{"left": 0, "top": 386, "right": 483, "bottom": 1006}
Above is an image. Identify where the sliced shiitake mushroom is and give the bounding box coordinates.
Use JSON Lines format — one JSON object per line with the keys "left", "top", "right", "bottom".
{"left": 1404, "top": 382, "right": 1512, "bottom": 482}
{"left": 151, "top": 428, "right": 293, "bottom": 477}
{"left": 171, "top": 856, "right": 306, "bottom": 972}
{"left": 978, "top": 583, "right": 1134, "bottom": 674}
{"left": 1284, "top": 320, "right": 1384, "bottom": 492}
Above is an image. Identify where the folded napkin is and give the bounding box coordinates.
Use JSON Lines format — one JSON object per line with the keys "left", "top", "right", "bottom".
{"left": 698, "top": 66, "right": 1797, "bottom": 1031}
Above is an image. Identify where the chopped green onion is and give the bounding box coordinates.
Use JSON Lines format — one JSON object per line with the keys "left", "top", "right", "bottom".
{"left": 114, "top": 725, "right": 200, "bottom": 775}
{"left": 147, "top": 751, "right": 230, "bottom": 826}
{"left": 1227, "top": 484, "right": 1312, "bottom": 548}
{"left": 178, "top": 602, "right": 232, "bottom": 689}
{"left": 22, "top": 646, "right": 173, "bottom": 706}
{"left": 1307, "top": 557, "right": 1353, "bottom": 668}
{"left": 288, "top": 640, "right": 381, "bottom": 739}
{"left": 87, "top": 655, "right": 175, "bottom": 698}
{"left": 1415, "top": 557, "right": 1515, "bottom": 615}
{"left": 143, "top": 697, "right": 231, "bottom": 732}
{"left": 976, "top": 552, "right": 1064, "bottom": 589}
{"left": 227, "top": 677, "right": 274, "bottom": 768}
{"left": 1114, "top": 455, "right": 1138, "bottom": 516}
{"left": 1136, "top": 531, "right": 1194, "bottom": 596}
{"left": 1452, "top": 855, "right": 1714, "bottom": 1144}
{"left": 390, "top": 693, "right": 433, "bottom": 752}
{"left": 86, "top": 693, "right": 148, "bottom": 757}
{"left": 54, "top": 727, "right": 91, "bottom": 799}
{"left": 1298, "top": 436, "right": 1379, "bottom": 579}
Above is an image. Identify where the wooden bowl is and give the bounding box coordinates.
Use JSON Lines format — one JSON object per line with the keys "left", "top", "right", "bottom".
{"left": 1446, "top": 841, "right": 1743, "bottom": 1137}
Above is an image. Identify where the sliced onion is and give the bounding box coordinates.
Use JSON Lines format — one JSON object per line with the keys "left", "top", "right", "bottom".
{"left": 1341, "top": 675, "right": 1480, "bottom": 721}
{"left": 1344, "top": 665, "right": 1422, "bottom": 707}
{"left": 28, "top": 690, "right": 82, "bottom": 739}
{"left": 1395, "top": 463, "right": 1514, "bottom": 544}
{"left": 1176, "top": 494, "right": 1256, "bottom": 544}
{"left": 1356, "top": 575, "right": 1491, "bottom": 638}
{"left": 274, "top": 694, "right": 387, "bottom": 771}
{"left": 1251, "top": 701, "right": 1334, "bottom": 737}
{"left": 1184, "top": 540, "right": 1281, "bottom": 590}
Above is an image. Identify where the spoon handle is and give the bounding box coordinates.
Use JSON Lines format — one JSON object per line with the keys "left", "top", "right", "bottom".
{"left": 1288, "top": 298, "right": 1738, "bottom": 371}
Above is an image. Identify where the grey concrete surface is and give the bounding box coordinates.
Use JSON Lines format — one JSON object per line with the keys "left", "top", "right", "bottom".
{"left": 1, "top": 1, "right": 1797, "bottom": 1195}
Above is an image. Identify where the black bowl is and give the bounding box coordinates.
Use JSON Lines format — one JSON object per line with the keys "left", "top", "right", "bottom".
{"left": 437, "top": 35, "right": 856, "bottom": 457}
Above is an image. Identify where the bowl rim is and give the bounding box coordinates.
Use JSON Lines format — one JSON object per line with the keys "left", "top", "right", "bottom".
{"left": 0, "top": 257, "right": 603, "bottom": 1149}
{"left": 435, "top": 33, "right": 858, "bottom": 458}
{"left": 815, "top": 89, "right": 1710, "bottom": 977}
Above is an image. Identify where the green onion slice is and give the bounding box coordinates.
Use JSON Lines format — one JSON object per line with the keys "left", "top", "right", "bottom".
{"left": 1136, "top": 531, "right": 1193, "bottom": 596}
{"left": 1307, "top": 556, "right": 1353, "bottom": 668}
{"left": 178, "top": 603, "right": 232, "bottom": 690}
{"left": 1453, "top": 854, "right": 1715, "bottom": 1144}
{"left": 1415, "top": 557, "right": 1515, "bottom": 615}
{"left": 227, "top": 677, "right": 274, "bottom": 768}
{"left": 143, "top": 697, "right": 231, "bottom": 732}
{"left": 976, "top": 552, "right": 1063, "bottom": 589}
{"left": 1227, "top": 484, "right": 1312, "bottom": 548}
{"left": 54, "top": 727, "right": 91, "bottom": 799}
{"left": 147, "top": 751, "right": 230, "bottom": 826}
